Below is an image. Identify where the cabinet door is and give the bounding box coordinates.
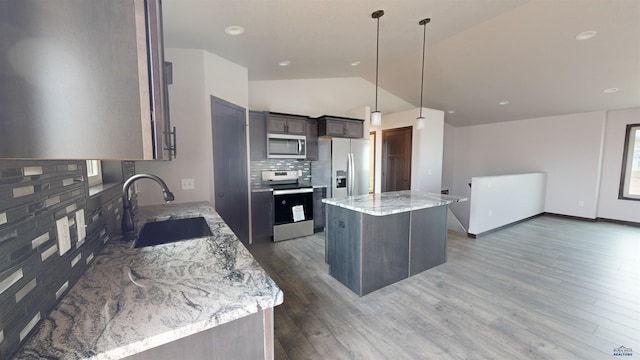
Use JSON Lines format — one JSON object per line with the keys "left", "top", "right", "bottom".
{"left": 306, "top": 119, "right": 318, "bottom": 161}
{"left": 249, "top": 111, "right": 267, "bottom": 160}
{"left": 344, "top": 121, "right": 364, "bottom": 138}
{"left": 0, "top": 0, "right": 166, "bottom": 160}
{"left": 251, "top": 191, "right": 273, "bottom": 241}
{"left": 325, "top": 120, "right": 346, "bottom": 136}
{"left": 313, "top": 187, "right": 327, "bottom": 232}
{"left": 286, "top": 118, "right": 307, "bottom": 135}
{"left": 266, "top": 115, "right": 287, "bottom": 134}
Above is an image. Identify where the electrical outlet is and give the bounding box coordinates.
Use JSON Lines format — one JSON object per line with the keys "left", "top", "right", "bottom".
{"left": 56, "top": 217, "right": 71, "bottom": 256}
{"left": 181, "top": 178, "right": 195, "bottom": 190}
{"left": 578, "top": 200, "right": 584, "bottom": 207}
{"left": 488, "top": 209, "right": 493, "bottom": 217}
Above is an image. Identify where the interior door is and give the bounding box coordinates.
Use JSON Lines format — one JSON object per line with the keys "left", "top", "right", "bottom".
{"left": 211, "top": 96, "right": 249, "bottom": 244}
{"left": 382, "top": 126, "right": 412, "bottom": 192}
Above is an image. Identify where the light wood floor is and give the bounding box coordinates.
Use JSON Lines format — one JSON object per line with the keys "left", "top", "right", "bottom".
{"left": 248, "top": 216, "right": 640, "bottom": 359}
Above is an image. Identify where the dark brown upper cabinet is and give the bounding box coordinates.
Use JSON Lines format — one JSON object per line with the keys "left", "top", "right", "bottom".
{"left": 317, "top": 116, "right": 364, "bottom": 139}
{"left": 0, "top": 0, "right": 174, "bottom": 160}
{"left": 266, "top": 113, "right": 307, "bottom": 135}
{"left": 306, "top": 119, "right": 319, "bottom": 161}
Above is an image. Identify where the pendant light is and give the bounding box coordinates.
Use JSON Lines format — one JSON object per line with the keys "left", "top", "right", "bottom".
{"left": 416, "top": 18, "right": 431, "bottom": 130}
{"left": 371, "top": 10, "right": 384, "bottom": 127}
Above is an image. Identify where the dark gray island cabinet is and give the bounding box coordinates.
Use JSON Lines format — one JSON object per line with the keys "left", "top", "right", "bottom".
{"left": 323, "top": 191, "right": 467, "bottom": 296}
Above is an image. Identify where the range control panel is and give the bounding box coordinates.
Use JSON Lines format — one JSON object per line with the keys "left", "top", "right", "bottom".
{"left": 262, "top": 170, "right": 299, "bottom": 182}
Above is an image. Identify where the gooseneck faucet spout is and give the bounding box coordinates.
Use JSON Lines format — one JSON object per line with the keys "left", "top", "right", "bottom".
{"left": 122, "top": 174, "right": 175, "bottom": 233}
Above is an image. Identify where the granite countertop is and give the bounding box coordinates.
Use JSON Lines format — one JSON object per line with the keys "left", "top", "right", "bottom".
{"left": 322, "top": 190, "right": 468, "bottom": 216}
{"left": 16, "top": 202, "right": 283, "bottom": 360}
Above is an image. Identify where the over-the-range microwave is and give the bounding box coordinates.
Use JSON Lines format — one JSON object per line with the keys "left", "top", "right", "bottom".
{"left": 267, "top": 134, "right": 306, "bottom": 159}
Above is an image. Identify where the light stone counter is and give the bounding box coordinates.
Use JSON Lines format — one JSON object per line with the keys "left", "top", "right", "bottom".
{"left": 322, "top": 190, "right": 467, "bottom": 216}
{"left": 16, "top": 202, "right": 283, "bottom": 360}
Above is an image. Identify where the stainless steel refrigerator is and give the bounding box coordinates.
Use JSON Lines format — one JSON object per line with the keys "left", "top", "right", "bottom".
{"left": 317, "top": 138, "right": 370, "bottom": 199}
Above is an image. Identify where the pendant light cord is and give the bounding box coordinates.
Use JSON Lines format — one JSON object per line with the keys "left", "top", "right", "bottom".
{"left": 419, "top": 18, "right": 430, "bottom": 119}
{"left": 372, "top": 10, "right": 384, "bottom": 114}
{"left": 375, "top": 15, "right": 380, "bottom": 112}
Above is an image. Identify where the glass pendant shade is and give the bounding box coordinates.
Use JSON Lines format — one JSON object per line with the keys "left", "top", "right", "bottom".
{"left": 416, "top": 116, "right": 425, "bottom": 130}
{"left": 371, "top": 111, "right": 382, "bottom": 126}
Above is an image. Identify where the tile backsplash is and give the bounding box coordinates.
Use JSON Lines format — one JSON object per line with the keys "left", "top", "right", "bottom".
{"left": 249, "top": 159, "right": 311, "bottom": 187}
{"left": 0, "top": 160, "right": 130, "bottom": 359}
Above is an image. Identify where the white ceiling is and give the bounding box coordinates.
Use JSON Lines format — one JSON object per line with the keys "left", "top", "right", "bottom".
{"left": 162, "top": 0, "right": 640, "bottom": 127}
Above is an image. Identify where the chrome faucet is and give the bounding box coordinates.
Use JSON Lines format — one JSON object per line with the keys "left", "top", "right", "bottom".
{"left": 122, "top": 174, "right": 175, "bottom": 233}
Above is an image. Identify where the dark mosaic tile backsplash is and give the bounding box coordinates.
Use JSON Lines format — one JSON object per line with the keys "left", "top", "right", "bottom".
{"left": 0, "top": 160, "right": 133, "bottom": 359}
{"left": 249, "top": 159, "right": 311, "bottom": 187}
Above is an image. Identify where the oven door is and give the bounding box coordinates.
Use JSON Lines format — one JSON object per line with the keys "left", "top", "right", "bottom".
{"left": 272, "top": 188, "right": 314, "bottom": 241}
{"left": 273, "top": 189, "right": 313, "bottom": 225}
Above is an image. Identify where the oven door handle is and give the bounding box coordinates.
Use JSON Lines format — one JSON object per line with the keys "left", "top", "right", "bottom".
{"left": 273, "top": 188, "right": 314, "bottom": 195}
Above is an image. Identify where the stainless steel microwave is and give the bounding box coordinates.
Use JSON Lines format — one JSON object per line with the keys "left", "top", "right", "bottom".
{"left": 267, "top": 134, "right": 306, "bottom": 159}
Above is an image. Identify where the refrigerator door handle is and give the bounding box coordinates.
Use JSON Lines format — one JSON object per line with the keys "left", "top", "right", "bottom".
{"left": 348, "top": 153, "right": 354, "bottom": 197}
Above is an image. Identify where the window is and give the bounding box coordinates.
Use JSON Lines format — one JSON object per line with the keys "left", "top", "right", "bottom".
{"left": 619, "top": 124, "right": 640, "bottom": 200}
{"left": 86, "top": 160, "right": 103, "bottom": 187}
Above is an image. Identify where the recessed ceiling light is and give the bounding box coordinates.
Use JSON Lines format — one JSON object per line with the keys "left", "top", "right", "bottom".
{"left": 351, "top": 61, "right": 361, "bottom": 66}
{"left": 224, "top": 25, "right": 245, "bottom": 36}
{"left": 447, "top": 110, "right": 456, "bottom": 114}
{"left": 576, "top": 30, "right": 596, "bottom": 41}
{"left": 603, "top": 87, "right": 620, "bottom": 93}
{"left": 279, "top": 60, "right": 291, "bottom": 67}
{"left": 498, "top": 101, "right": 510, "bottom": 105}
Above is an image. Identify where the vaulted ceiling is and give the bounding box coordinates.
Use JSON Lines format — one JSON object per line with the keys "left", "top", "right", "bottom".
{"left": 163, "top": 0, "right": 640, "bottom": 126}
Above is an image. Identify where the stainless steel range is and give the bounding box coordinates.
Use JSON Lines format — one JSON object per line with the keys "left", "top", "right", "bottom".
{"left": 262, "top": 170, "right": 314, "bottom": 241}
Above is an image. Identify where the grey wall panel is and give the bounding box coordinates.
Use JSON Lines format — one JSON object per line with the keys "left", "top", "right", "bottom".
{"left": 361, "top": 212, "right": 410, "bottom": 295}
{"left": 409, "top": 206, "right": 448, "bottom": 275}
{"left": 326, "top": 205, "right": 361, "bottom": 294}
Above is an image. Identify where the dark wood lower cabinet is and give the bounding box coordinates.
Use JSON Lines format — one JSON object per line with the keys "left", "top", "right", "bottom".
{"left": 124, "top": 309, "right": 274, "bottom": 360}
{"left": 312, "top": 187, "right": 326, "bottom": 232}
{"left": 252, "top": 191, "right": 273, "bottom": 242}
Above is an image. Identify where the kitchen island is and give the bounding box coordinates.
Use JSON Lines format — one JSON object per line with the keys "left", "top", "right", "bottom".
{"left": 323, "top": 191, "right": 466, "bottom": 296}
{"left": 15, "top": 202, "right": 283, "bottom": 360}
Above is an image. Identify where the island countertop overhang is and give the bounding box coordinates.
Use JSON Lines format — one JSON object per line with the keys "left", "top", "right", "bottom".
{"left": 322, "top": 190, "right": 467, "bottom": 216}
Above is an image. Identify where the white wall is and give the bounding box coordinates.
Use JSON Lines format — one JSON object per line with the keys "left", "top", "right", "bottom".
{"left": 597, "top": 108, "right": 640, "bottom": 222}
{"left": 442, "top": 122, "right": 455, "bottom": 192}
{"left": 373, "top": 107, "right": 445, "bottom": 194}
{"left": 249, "top": 77, "right": 413, "bottom": 117}
{"left": 136, "top": 48, "right": 248, "bottom": 207}
{"left": 449, "top": 111, "right": 606, "bottom": 229}
{"left": 468, "top": 173, "right": 546, "bottom": 235}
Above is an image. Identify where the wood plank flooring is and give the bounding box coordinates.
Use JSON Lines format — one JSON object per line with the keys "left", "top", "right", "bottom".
{"left": 248, "top": 216, "right": 640, "bottom": 359}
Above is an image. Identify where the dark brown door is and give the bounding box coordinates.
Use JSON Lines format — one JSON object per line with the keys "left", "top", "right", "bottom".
{"left": 211, "top": 96, "right": 249, "bottom": 245}
{"left": 382, "top": 126, "right": 412, "bottom": 192}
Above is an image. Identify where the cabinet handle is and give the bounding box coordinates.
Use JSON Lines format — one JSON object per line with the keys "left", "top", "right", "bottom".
{"left": 171, "top": 126, "right": 177, "bottom": 158}
{"left": 164, "top": 126, "right": 177, "bottom": 159}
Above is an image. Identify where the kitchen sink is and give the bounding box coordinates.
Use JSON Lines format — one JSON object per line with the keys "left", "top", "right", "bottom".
{"left": 133, "top": 217, "right": 213, "bottom": 248}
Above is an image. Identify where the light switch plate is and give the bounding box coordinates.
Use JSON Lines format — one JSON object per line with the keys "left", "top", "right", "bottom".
{"left": 56, "top": 217, "right": 71, "bottom": 256}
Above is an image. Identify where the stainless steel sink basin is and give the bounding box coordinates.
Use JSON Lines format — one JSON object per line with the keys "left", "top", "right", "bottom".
{"left": 134, "top": 217, "right": 213, "bottom": 248}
